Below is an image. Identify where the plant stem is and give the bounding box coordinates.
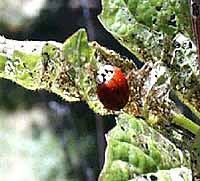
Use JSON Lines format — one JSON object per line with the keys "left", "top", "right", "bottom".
{"left": 175, "top": 91, "right": 200, "bottom": 122}
{"left": 172, "top": 113, "right": 200, "bottom": 135}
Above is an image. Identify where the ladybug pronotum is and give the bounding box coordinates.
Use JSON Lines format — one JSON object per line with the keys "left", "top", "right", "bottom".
{"left": 96, "top": 65, "right": 129, "bottom": 111}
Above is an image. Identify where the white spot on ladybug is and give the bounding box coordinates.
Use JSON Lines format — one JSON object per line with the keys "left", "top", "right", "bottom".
{"left": 96, "top": 65, "right": 114, "bottom": 84}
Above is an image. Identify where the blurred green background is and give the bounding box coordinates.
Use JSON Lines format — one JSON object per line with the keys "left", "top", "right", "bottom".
{"left": 0, "top": 0, "right": 122, "bottom": 180}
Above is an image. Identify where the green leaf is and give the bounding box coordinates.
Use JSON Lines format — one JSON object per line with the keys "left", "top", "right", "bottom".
{"left": 131, "top": 167, "right": 192, "bottom": 180}
{"left": 190, "top": 130, "right": 200, "bottom": 179}
{"left": 99, "top": 113, "right": 191, "bottom": 180}
{"left": 0, "top": 29, "right": 103, "bottom": 110}
{"left": 99, "top": 0, "right": 200, "bottom": 117}
{"left": 0, "top": 13, "right": 199, "bottom": 179}
{"left": 99, "top": 0, "right": 192, "bottom": 62}
{"left": 0, "top": 29, "right": 137, "bottom": 116}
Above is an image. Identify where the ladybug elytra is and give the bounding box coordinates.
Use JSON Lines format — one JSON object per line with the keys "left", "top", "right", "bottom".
{"left": 96, "top": 65, "right": 129, "bottom": 111}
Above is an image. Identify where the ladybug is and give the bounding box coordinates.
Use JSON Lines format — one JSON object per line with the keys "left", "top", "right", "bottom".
{"left": 96, "top": 65, "right": 129, "bottom": 111}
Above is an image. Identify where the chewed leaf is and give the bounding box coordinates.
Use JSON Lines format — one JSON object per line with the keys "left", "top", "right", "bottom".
{"left": 90, "top": 41, "right": 136, "bottom": 74}
{"left": 132, "top": 167, "right": 192, "bottom": 180}
{"left": 99, "top": 0, "right": 192, "bottom": 63}
{"left": 124, "top": 0, "right": 192, "bottom": 36}
{"left": 99, "top": 0, "right": 200, "bottom": 121}
{"left": 0, "top": 29, "right": 140, "bottom": 115}
{"left": 99, "top": 113, "right": 191, "bottom": 181}
{"left": 190, "top": 130, "right": 200, "bottom": 179}
{"left": 170, "top": 34, "right": 200, "bottom": 114}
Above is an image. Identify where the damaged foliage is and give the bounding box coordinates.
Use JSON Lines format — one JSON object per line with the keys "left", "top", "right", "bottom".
{"left": 0, "top": 0, "right": 199, "bottom": 179}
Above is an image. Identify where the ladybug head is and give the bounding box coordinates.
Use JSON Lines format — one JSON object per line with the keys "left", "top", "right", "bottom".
{"left": 96, "top": 65, "right": 114, "bottom": 84}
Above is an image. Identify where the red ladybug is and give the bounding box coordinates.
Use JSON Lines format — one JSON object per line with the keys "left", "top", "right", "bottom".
{"left": 96, "top": 65, "right": 129, "bottom": 111}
